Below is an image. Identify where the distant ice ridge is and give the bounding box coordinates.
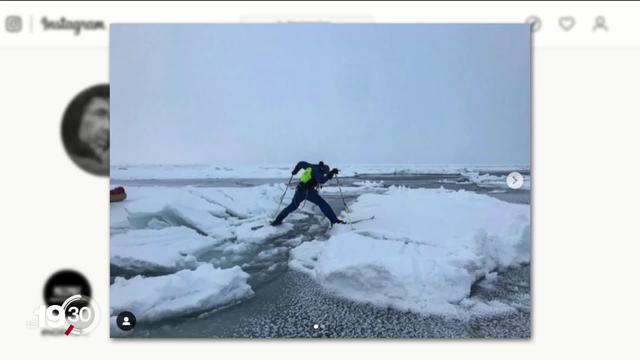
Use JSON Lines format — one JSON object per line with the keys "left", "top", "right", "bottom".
{"left": 463, "top": 171, "right": 531, "bottom": 190}
{"left": 289, "top": 187, "right": 530, "bottom": 317}
{"left": 111, "top": 164, "right": 530, "bottom": 180}
{"left": 320, "top": 180, "right": 386, "bottom": 195}
{"left": 110, "top": 264, "right": 253, "bottom": 322}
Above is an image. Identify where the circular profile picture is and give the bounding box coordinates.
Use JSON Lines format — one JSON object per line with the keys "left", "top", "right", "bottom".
{"left": 43, "top": 269, "right": 92, "bottom": 307}
{"left": 61, "top": 84, "right": 110, "bottom": 176}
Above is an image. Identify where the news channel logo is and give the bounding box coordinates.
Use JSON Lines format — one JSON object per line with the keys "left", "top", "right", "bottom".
{"left": 28, "top": 270, "right": 99, "bottom": 336}
{"left": 5, "top": 15, "right": 23, "bottom": 33}
{"left": 32, "top": 295, "right": 101, "bottom": 336}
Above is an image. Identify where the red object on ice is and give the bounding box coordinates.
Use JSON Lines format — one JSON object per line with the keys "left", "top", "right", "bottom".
{"left": 65, "top": 325, "right": 74, "bottom": 336}
{"left": 110, "top": 187, "right": 125, "bottom": 195}
{"left": 110, "top": 186, "right": 127, "bottom": 202}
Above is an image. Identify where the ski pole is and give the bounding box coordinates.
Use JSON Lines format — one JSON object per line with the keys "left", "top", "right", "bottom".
{"left": 335, "top": 174, "right": 353, "bottom": 229}
{"left": 272, "top": 174, "right": 293, "bottom": 220}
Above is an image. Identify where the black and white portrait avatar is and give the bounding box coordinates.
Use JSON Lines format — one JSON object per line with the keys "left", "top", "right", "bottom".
{"left": 61, "top": 84, "right": 110, "bottom": 176}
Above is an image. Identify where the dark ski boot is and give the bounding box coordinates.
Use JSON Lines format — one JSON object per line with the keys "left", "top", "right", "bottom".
{"left": 331, "top": 219, "right": 346, "bottom": 227}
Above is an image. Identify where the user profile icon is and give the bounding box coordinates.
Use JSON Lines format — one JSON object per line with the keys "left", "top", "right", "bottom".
{"left": 116, "top": 311, "right": 136, "bottom": 331}
{"left": 61, "top": 84, "right": 110, "bottom": 176}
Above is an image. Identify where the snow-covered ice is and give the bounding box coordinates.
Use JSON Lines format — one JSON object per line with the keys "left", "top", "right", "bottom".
{"left": 192, "top": 184, "right": 288, "bottom": 219}
{"left": 110, "top": 182, "right": 321, "bottom": 324}
{"left": 110, "top": 184, "right": 312, "bottom": 272}
{"left": 114, "top": 186, "right": 231, "bottom": 239}
{"left": 319, "top": 180, "right": 387, "bottom": 195}
{"left": 111, "top": 226, "right": 220, "bottom": 273}
{"left": 289, "top": 187, "right": 530, "bottom": 317}
{"left": 111, "top": 184, "right": 298, "bottom": 237}
{"left": 110, "top": 264, "right": 253, "bottom": 322}
{"left": 110, "top": 168, "right": 530, "bottom": 326}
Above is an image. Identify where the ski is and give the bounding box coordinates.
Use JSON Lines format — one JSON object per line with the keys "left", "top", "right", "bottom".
{"left": 350, "top": 215, "right": 375, "bottom": 224}
{"left": 251, "top": 216, "right": 374, "bottom": 231}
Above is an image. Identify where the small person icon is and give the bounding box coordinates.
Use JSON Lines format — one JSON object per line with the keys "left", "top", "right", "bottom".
{"left": 593, "top": 16, "right": 608, "bottom": 32}
{"left": 116, "top": 311, "right": 136, "bottom": 331}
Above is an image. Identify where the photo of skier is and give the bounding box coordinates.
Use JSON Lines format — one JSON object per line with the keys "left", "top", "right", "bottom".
{"left": 109, "top": 23, "right": 531, "bottom": 338}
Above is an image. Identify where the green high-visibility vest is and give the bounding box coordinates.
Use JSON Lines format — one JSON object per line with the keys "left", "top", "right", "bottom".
{"left": 299, "top": 167, "right": 313, "bottom": 184}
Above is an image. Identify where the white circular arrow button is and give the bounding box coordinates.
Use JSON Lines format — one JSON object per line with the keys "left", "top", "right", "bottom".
{"left": 506, "top": 172, "right": 524, "bottom": 190}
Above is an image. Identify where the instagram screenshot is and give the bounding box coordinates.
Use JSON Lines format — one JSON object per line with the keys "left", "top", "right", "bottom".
{"left": 0, "top": 1, "right": 639, "bottom": 358}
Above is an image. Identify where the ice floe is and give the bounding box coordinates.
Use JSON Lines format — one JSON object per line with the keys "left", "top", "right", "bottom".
{"left": 289, "top": 187, "right": 530, "bottom": 317}
{"left": 110, "top": 264, "right": 253, "bottom": 322}
{"left": 110, "top": 182, "right": 322, "bottom": 322}
{"left": 111, "top": 226, "right": 220, "bottom": 273}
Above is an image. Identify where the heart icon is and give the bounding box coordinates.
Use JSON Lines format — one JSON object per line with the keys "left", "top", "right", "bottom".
{"left": 559, "top": 16, "right": 575, "bottom": 31}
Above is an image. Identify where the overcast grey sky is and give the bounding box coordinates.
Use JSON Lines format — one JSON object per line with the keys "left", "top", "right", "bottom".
{"left": 111, "top": 24, "right": 530, "bottom": 166}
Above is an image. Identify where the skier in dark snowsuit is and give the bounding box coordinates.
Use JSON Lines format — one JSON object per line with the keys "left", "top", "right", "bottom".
{"left": 271, "top": 161, "right": 345, "bottom": 226}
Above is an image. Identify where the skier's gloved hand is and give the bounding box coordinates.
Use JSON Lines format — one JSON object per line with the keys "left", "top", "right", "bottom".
{"left": 329, "top": 168, "right": 339, "bottom": 176}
